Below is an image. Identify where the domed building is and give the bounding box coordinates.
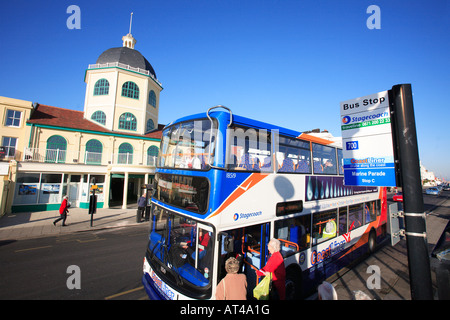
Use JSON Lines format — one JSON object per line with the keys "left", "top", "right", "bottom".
{"left": 7, "top": 29, "right": 164, "bottom": 213}
{"left": 84, "top": 32, "right": 163, "bottom": 135}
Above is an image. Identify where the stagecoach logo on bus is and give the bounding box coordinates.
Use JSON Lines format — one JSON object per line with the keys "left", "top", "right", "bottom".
{"left": 233, "top": 211, "right": 263, "bottom": 221}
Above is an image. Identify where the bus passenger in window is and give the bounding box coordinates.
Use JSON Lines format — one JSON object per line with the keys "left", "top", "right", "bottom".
{"left": 183, "top": 229, "right": 211, "bottom": 260}
{"left": 323, "top": 159, "right": 335, "bottom": 174}
{"left": 322, "top": 220, "right": 337, "bottom": 239}
{"left": 256, "top": 238, "right": 286, "bottom": 300}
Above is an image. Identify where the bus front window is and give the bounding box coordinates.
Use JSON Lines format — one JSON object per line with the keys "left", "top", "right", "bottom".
{"left": 159, "top": 119, "right": 216, "bottom": 170}
{"left": 147, "top": 205, "right": 213, "bottom": 296}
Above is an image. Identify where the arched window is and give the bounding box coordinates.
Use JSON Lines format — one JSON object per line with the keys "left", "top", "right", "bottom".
{"left": 146, "top": 119, "right": 155, "bottom": 132}
{"left": 149, "top": 90, "right": 156, "bottom": 107}
{"left": 147, "top": 145, "right": 159, "bottom": 166}
{"left": 46, "top": 135, "right": 67, "bottom": 163}
{"left": 118, "top": 143, "right": 133, "bottom": 164}
{"left": 85, "top": 139, "right": 103, "bottom": 164}
{"left": 91, "top": 111, "right": 106, "bottom": 125}
{"left": 121, "top": 81, "right": 139, "bottom": 99}
{"left": 119, "top": 112, "right": 137, "bottom": 131}
{"left": 94, "top": 79, "right": 109, "bottom": 96}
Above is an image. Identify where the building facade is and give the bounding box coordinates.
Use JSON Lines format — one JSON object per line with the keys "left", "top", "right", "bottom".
{"left": 3, "top": 31, "right": 163, "bottom": 214}
{"left": 0, "top": 97, "right": 34, "bottom": 215}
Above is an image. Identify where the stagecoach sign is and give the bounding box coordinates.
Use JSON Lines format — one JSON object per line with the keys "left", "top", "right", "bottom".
{"left": 340, "top": 90, "right": 396, "bottom": 187}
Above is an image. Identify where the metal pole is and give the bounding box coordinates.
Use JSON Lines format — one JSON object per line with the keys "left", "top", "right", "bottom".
{"left": 90, "top": 187, "right": 95, "bottom": 227}
{"left": 389, "top": 84, "right": 433, "bottom": 300}
{"left": 90, "top": 178, "right": 96, "bottom": 227}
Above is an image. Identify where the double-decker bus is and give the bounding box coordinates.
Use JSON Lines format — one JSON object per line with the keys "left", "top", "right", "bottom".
{"left": 142, "top": 106, "right": 387, "bottom": 300}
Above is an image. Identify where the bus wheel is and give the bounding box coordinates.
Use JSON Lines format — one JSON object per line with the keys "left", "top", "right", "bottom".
{"left": 285, "top": 266, "right": 302, "bottom": 300}
{"left": 368, "top": 229, "right": 377, "bottom": 254}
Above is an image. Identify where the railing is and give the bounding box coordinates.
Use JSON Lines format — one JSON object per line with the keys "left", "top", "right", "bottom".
{"left": 23, "top": 148, "right": 157, "bottom": 167}
{"left": 88, "top": 62, "right": 162, "bottom": 87}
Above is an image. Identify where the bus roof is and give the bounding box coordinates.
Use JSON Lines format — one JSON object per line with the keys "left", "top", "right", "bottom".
{"left": 164, "top": 110, "right": 337, "bottom": 146}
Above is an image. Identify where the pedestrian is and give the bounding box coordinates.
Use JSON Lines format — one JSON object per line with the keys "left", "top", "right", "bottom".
{"left": 317, "top": 281, "right": 338, "bottom": 300}
{"left": 54, "top": 195, "right": 69, "bottom": 226}
{"left": 216, "top": 257, "right": 247, "bottom": 300}
{"left": 256, "top": 238, "right": 286, "bottom": 300}
{"left": 138, "top": 193, "right": 147, "bottom": 219}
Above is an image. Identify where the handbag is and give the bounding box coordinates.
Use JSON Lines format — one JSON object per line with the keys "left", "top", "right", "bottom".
{"left": 253, "top": 272, "right": 272, "bottom": 300}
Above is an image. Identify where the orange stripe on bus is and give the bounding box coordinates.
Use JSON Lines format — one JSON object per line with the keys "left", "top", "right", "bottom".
{"left": 207, "top": 173, "right": 269, "bottom": 219}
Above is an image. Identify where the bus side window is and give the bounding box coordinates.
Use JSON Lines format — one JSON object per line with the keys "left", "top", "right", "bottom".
{"left": 348, "top": 204, "right": 363, "bottom": 229}
{"left": 364, "top": 201, "right": 377, "bottom": 224}
{"left": 312, "top": 209, "right": 337, "bottom": 245}
{"left": 275, "top": 214, "right": 311, "bottom": 254}
{"left": 338, "top": 206, "right": 348, "bottom": 235}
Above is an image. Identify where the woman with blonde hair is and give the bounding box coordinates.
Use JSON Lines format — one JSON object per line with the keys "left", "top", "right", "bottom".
{"left": 215, "top": 257, "right": 247, "bottom": 300}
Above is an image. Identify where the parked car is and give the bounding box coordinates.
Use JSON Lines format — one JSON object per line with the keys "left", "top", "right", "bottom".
{"left": 426, "top": 187, "right": 441, "bottom": 195}
{"left": 443, "top": 184, "right": 450, "bottom": 191}
{"left": 393, "top": 192, "right": 403, "bottom": 202}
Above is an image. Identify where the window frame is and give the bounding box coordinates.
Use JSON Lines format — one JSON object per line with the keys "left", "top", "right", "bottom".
{"left": 227, "top": 125, "right": 272, "bottom": 172}
{"left": 121, "top": 81, "right": 140, "bottom": 100}
{"left": 118, "top": 112, "right": 137, "bottom": 131}
{"left": 45, "top": 135, "right": 67, "bottom": 163}
{"left": 5, "top": 109, "right": 22, "bottom": 127}
{"left": 85, "top": 139, "right": 103, "bottom": 164}
{"left": 2, "top": 136, "right": 17, "bottom": 157}
{"left": 312, "top": 143, "right": 338, "bottom": 175}
{"left": 91, "top": 110, "right": 106, "bottom": 125}
{"left": 118, "top": 142, "right": 133, "bottom": 164}
{"left": 93, "top": 78, "right": 110, "bottom": 96}
{"left": 312, "top": 208, "right": 338, "bottom": 245}
{"left": 149, "top": 90, "right": 156, "bottom": 107}
{"left": 276, "top": 136, "right": 312, "bottom": 174}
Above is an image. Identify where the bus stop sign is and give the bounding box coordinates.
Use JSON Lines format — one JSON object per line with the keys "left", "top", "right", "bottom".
{"left": 340, "top": 90, "right": 397, "bottom": 187}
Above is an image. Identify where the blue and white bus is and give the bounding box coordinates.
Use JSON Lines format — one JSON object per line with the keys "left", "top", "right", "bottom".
{"left": 142, "top": 106, "right": 388, "bottom": 300}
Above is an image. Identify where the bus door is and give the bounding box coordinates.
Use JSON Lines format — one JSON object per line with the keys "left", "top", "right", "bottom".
{"left": 241, "top": 223, "right": 269, "bottom": 265}
{"left": 217, "top": 222, "right": 270, "bottom": 293}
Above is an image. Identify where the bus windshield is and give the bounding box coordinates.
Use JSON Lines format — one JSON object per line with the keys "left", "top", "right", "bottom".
{"left": 158, "top": 119, "right": 217, "bottom": 170}
{"left": 154, "top": 173, "right": 209, "bottom": 214}
{"left": 147, "top": 204, "right": 214, "bottom": 296}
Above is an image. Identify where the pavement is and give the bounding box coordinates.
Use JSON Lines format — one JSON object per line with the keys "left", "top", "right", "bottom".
{"left": 0, "top": 204, "right": 144, "bottom": 241}
{"left": 1, "top": 197, "right": 449, "bottom": 300}
{"left": 331, "top": 196, "right": 450, "bottom": 300}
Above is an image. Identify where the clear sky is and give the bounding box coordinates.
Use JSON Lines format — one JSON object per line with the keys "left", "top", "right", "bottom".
{"left": 1, "top": 0, "right": 449, "bottom": 180}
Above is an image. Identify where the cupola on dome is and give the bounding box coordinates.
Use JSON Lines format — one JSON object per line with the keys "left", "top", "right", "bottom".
{"left": 96, "top": 46, "right": 157, "bottom": 79}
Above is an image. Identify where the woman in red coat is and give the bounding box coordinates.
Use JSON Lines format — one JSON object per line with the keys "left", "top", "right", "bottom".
{"left": 256, "top": 238, "right": 286, "bottom": 300}
{"left": 53, "top": 195, "right": 69, "bottom": 226}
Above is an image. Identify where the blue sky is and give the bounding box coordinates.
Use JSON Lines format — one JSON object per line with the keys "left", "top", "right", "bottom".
{"left": 1, "top": 0, "right": 449, "bottom": 180}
